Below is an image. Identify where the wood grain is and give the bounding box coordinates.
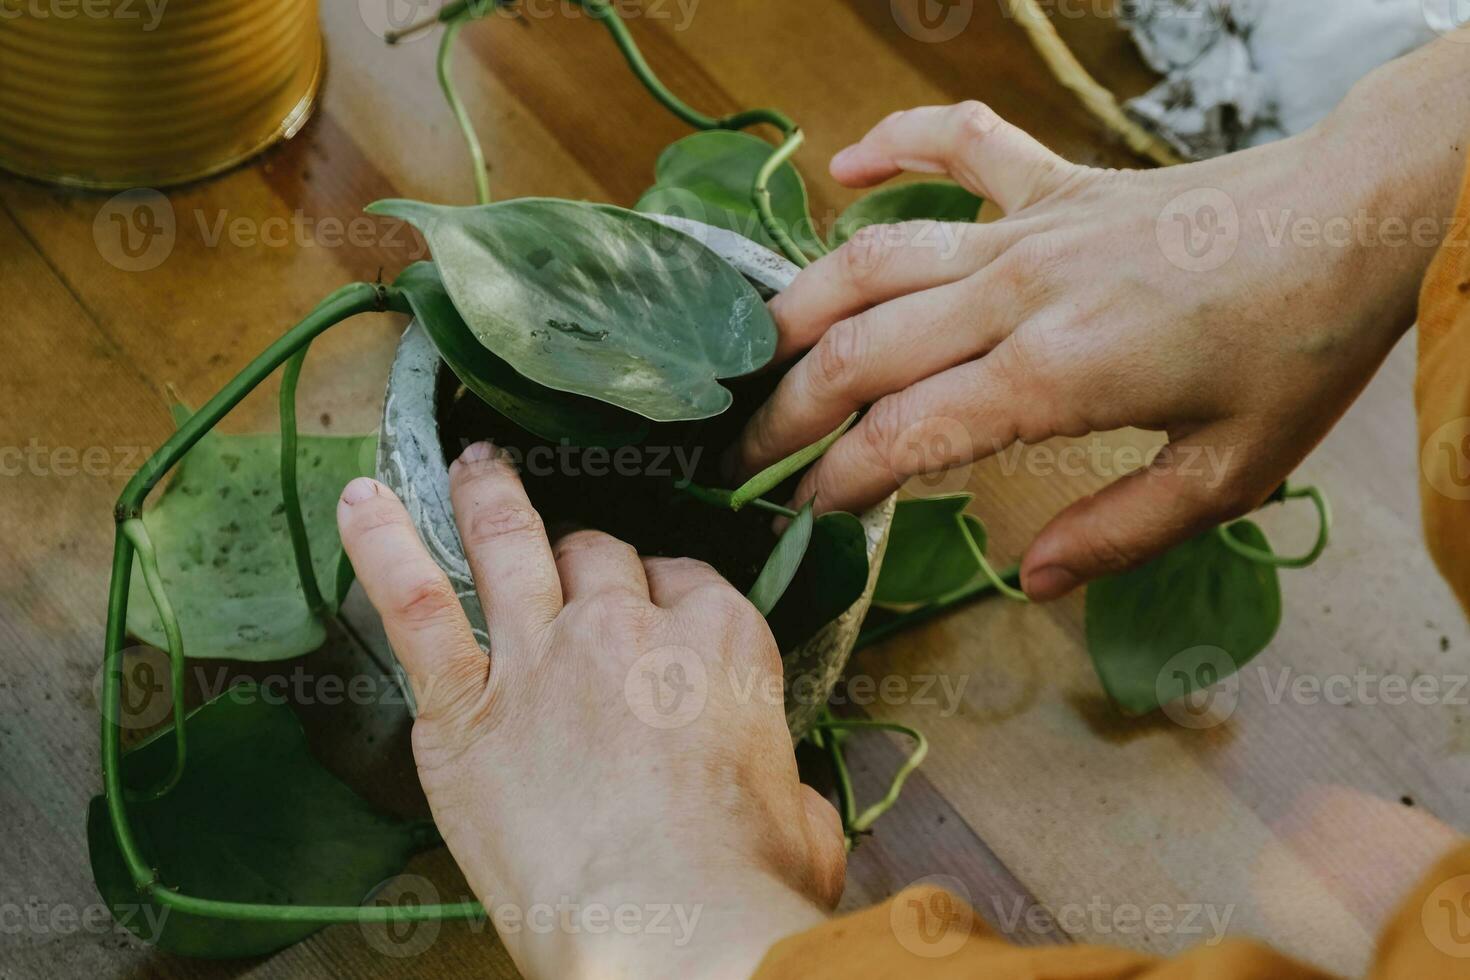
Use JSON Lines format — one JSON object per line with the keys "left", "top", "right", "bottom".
{"left": 1, "top": 2, "right": 1463, "bottom": 978}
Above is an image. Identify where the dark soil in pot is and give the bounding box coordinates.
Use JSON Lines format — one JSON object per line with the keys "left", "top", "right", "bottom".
{"left": 434, "top": 362, "right": 793, "bottom": 594}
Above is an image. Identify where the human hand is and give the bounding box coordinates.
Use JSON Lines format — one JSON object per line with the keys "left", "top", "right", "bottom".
{"left": 335, "top": 445, "right": 844, "bottom": 979}
{"left": 736, "top": 61, "right": 1466, "bottom": 600}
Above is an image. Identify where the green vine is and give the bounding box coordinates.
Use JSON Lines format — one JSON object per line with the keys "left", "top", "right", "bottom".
{"left": 405, "top": 0, "right": 819, "bottom": 265}
{"left": 118, "top": 518, "right": 187, "bottom": 802}
{"left": 810, "top": 712, "right": 929, "bottom": 850}
{"left": 98, "top": 283, "right": 497, "bottom": 925}
{"left": 1216, "top": 483, "right": 1331, "bottom": 569}
{"left": 278, "top": 346, "right": 325, "bottom": 617}
{"left": 437, "top": 10, "right": 492, "bottom": 206}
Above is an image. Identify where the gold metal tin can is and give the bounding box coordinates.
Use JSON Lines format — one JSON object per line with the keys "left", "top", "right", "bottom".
{"left": 0, "top": 0, "right": 322, "bottom": 189}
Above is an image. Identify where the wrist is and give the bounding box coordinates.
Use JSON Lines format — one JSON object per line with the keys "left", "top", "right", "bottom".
{"left": 1310, "top": 38, "right": 1470, "bottom": 329}
{"left": 1286, "top": 115, "right": 1456, "bottom": 347}
{"left": 502, "top": 869, "right": 828, "bottom": 980}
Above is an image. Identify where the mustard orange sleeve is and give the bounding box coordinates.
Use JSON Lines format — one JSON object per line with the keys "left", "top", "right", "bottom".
{"left": 755, "top": 849, "right": 1470, "bottom": 980}
{"left": 752, "top": 881, "right": 1333, "bottom": 979}
{"left": 1416, "top": 150, "right": 1470, "bottom": 618}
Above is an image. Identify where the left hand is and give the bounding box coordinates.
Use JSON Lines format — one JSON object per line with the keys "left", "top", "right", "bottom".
{"left": 336, "top": 444, "right": 844, "bottom": 980}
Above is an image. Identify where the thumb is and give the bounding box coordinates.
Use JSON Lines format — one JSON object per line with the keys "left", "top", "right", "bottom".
{"left": 830, "top": 101, "right": 1076, "bottom": 214}
{"left": 800, "top": 785, "right": 847, "bottom": 909}
{"left": 1019, "top": 432, "right": 1265, "bottom": 601}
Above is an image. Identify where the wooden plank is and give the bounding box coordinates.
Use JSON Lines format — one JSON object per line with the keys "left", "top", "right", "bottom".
{"left": 2, "top": 3, "right": 1464, "bottom": 978}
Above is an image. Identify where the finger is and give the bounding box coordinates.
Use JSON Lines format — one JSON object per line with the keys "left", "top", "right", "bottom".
{"left": 642, "top": 556, "right": 729, "bottom": 608}
{"left": 739, "top": 273, "right": 1017, "bottom": 476}
{"left": 448, "top": 442, "right": 562, "bottom": 640}
{"left": 337, "top": 477, "right": 487, "bottom": 721}
{"left": 767, "top": 220, "right": 1013, "bottom": 362}
{"left": 801, "top": 785, "right": 847, "bottom": 910}
{"left": 830, "top": 102, "right": 1075, "bottom": 215}
{"left": 553, "top": 529, "right": 649, "bottom": 602}
{"left": 789, "top": 339, "right": 1047, "bottom": 516}
{"left": 1019, "top": 426, "right": 1263, "bottom": 601}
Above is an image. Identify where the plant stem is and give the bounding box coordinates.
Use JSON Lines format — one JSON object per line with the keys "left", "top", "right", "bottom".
{"left": 809, "top": 716, "right": 928, "bottom": 848}
{"left": 676, "top": 480, "right": 798, "bottom": 519}
{"left": 102, "top": 282, "right": 407, "bottom": 916}
{"left": 855, "top": 563, "right": 1021, "bottom": 651}
{"left": 119, "top": 519, "right": 187, "bottom": 802}
{"left": 384, "top": 0, "right": 497, "bottom": 44}
{"left": 752, "top": 128, "right": 814, "bottom": 267}
{"left": 747, "top": 497, "right": 798, "bottom": 519}
{"left": 438, "top": 12, "right": 492, "bottom": 205}
{"left": 958, "top": 518, "right": 1029, "bottom": 602}
{"left": 1216, "top": 483, "right": 1332, "bottom": 569}
{"left": 279, "top": 347, "right": 326, "bottom": 617}
{"left": 675, "top": 481, "right": 734, "bottom": 509}
{"left": 411, "top": 0, "right": 818, "bottom": 264}
{"left": 808, "top": 712, "right": 857, "bottom": 848}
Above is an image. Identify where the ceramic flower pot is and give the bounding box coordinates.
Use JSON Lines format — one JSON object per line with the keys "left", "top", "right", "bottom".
{"left": 376, "top": 215, "right": 895, "bottom": 740}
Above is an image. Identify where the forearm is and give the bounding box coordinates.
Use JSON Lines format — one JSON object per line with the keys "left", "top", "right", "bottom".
{"left": 1308, "top": 28, "right": 1470, "bottom": 329}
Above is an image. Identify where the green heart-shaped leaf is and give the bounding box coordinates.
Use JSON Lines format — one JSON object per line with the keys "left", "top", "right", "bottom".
{"left": 874, "top": 494, "right": 989, "bottom": 605}
{"left": 747, "top": 502, "right": 814, "bottom": 616}
{"left": 1084, "top": 521, "right": 1282, "bottom": 714}
{"left": 127, "top": 415, "right": 374, "bottom": 661}
{"left": 368, "top": 198, "right": 777, "bottom": 422}
{"left": 88, "top": 683, "right": 428, "bottom": 958}
{"left": 634, "top": 130, "right": 823, "bottom": 256}
{"left": 769, "top": 510, "right": 870, "bottom": 651}
{"left": 393, "top": 262, "right": 648, "bottom": 447}
{"left": 830, "top": 181, "right": 983, "bottom": 248}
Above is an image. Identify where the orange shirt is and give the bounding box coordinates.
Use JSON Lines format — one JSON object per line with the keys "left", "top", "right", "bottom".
{"left": 755, "top": 154, "right": 1470, "bottom": 980}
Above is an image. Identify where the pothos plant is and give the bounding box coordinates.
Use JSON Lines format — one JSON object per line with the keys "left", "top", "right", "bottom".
{"left": 89, "top": 0, "right": 1333, "bottom": 958}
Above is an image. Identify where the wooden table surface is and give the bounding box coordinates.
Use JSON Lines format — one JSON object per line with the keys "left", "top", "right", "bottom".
{"left": 3, "top": 2, "right": 1466, "bottom": 977}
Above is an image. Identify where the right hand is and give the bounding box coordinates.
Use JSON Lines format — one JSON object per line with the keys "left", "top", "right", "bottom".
{"left": 735, "top": 69, "right": 1465, "bottom": 599}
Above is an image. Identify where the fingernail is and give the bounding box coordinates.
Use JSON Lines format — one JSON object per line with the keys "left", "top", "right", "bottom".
{"left": 460, "top": 441, "right": 494, "bottom": 464}
{"left": 450, "top": 441, "right": 496, "bottom": 475}
{"left": 340, "top": 476, "right": 379, "bottom": 507}
{"left": 1024, "top": 565, "right": 1080, "bottom": 602}
{"left": 831, "top": 145, "right": 859, "bottom": 169}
